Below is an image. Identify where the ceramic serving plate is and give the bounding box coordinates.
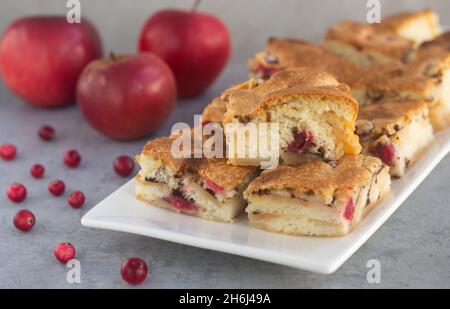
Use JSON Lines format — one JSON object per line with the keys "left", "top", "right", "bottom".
{"left": 81, "top": 129, "right": 450, "bottom": 274}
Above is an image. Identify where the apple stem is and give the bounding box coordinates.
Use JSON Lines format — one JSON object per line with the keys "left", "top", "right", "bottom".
{"left": 191, "top": 0, "right": 202, "bottom": 12}
{"left": 109, "top": 52, "right": 117, "bottom": 62}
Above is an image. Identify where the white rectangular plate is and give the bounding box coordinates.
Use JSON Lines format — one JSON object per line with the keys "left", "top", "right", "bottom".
{"left": 81, "top": 129, "right": 450, "bottom": 274}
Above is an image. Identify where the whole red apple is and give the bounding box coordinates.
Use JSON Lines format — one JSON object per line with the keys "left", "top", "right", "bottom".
{"left": 139, "top": 9, "right": 231, "bottom": 98}
{"left": 76, "top": 53, "right": 176, "bottom": 140}
{"left": 0, "top": 16, "right": 102, "bottom": 108}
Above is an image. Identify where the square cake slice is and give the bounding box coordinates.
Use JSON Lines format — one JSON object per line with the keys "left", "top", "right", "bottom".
{"left": 348, "top": 62, "right": 450, "bottom": 131}
{"left": 356, "top": 100, "right": 434, "bottom": 177}
{"left": 222, "top": 67, "right": 361, "bottom": 167}
{"left": 136, "top": 136, "right": 258, "bottom": 223}
{"left": 244, "top": 155, "right": 391, "bottom": 237}
{"left": 376, "top": 8, "right": 441, "bottom": 46}
{"left": 247, "top": 38, "right": 358, "bottom": 83}
{"left": 323, "top": 21, "right": 413, "bottom": 68}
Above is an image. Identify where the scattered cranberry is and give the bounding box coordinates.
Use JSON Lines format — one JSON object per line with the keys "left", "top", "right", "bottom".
{"left": 204, "top": 180, "right": 225, "bottom": 194}
{"left": 113, "top": 155, "right": 134, "bottom": 177}
{"left": 7, "top": 183, "right": 27, "bottom": 203}
{"left": 256, "top": 63, "right": 278, "bottom": 79}
{"left": 287, "top": 130, "right": 315, "bottom": 155}
{"left": 120, "top": 257, "right": 148, "bottom": 285}
{"left": 374, "top": 143, "right": 395, "bottom": 166}
{"left": 0, "top": 143, "right": 17, "bottom": 160}
{"left": 165, "top": 192, "right": 197, "bottom": 213}
{"left": 201, "top": 119, "right": 212, "bottom": 126}
{"left": 38, "top": 125, "right": 55, "bottom": 141}
{"left": 48, "top": 180, "right": 65, "bottom": 196}
{"left": 64, "top": 150, "right": 81, "bottom": 168}
{"left": 13, "top": 209, "right": 36, "bottom": 232}
{"left": 344, "top": 198, "right": 355, "bottom": 221}
{"left": 67, "top": 191, "right": 85, "bottom": 209}
{"left": 54, "top": 242, "right": 76, "bottom": 263}
{"left": 30, "top": 164, "right": 45, "bottom": 179}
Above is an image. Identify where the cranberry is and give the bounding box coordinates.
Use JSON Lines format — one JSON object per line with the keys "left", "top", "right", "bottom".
{"left": 201, "top": 119, "right": 212, "bottom": 126}
{"left": 30, "top": 164, "right": 45, "bottom": 179}
{"left": 204, "top": 180, "right": 225, "bottom": 194}
{"left": 38, "top": 125, "right": 55, "bottom": 141}
{"left": 48, "top": 180, "right": 65, "bottom": 196}
{"left": 165, "top": 192, "right": 197, "bottom": 213}
{"left": 113, "top": 155, "right": 134, "bottom": 177}
{"left": 120, "top": 257, "right": 148, "bottom": 285}
{"left": 13, "top": 209, "right": 36, "bottom": 232}
{"left": 54, "top": 242, "right": 76, "bottom": 263}
{"left": 0, "top": 143, "right": 17, "bottom": 160}
{"left": 64, "top": 150, "right": 81, "bottom": 168}
{"left": 67, "top": 191, "right": 85, "bottom": 209}
{"left": 287, "top": 130, "right": 315, "bottom": 155}
{"left": 344, "top": 198, "right": 355, "bottom": 221}
{"left": 374, "top": 143, "right": 395, "bottom": 166}
{"left": 256, "top": 64, "right": 278, "bottom": 79}
{"left": 7, "top": 183, "right": 27, "bottom": 203}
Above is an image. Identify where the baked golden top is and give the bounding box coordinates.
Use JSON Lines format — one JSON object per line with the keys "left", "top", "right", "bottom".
{"left": 248, "top": 38, "right": 358, "bottom": 83}
{"left": 221, "top": 67, "right": 358, "bottom": 123}
{"left": 347, "top": 62, "right": 435, "bottom": 93}
{"left": 378, "top": 8, "right": 439, "bottom": 35}
{"left": 413, "top": 32, "right": 450, "bottom": 67}
{"left": 141, "top": 135, "right": 256, "bottom": 191}
{"left": 357, "top": 100, "right": 428, "bottom": 137}
{"left": 324, "top": 21, "right": 413, "bottom": 59}
{"left": 245, "top": 155, "right": 383, "bottom": 203}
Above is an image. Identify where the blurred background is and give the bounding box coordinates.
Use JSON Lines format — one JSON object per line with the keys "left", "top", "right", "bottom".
{"left": 2, "top": 0, "right": 449, "bottom": 65}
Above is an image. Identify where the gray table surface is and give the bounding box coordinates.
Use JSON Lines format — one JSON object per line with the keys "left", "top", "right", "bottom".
{"left": 0, "top": 65, "right": 449, "bottom": 289}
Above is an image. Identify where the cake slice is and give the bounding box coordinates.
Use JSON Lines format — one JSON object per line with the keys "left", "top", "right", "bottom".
{"left": 247, "top": 38, "right": 358, "bottom": 83}
{"left": 356, "top": 100, "right": 434, "bottom": 177}
{"left": 323, "top": 20, "right": 413, "bottom": 68}
{"left": 376, "top": 8, "right": 441, "bottom": 46}
{"left": 222, "top": 67, "right": 361, "bottom": 167}
{"left": 135, "top": 135, "right": 258, "bottom": 223}
{"left": 348, "top": 62, "right": 450, "bottom": 131}
{"left": 244, "top": 155, "right": 391, "bottom": 237}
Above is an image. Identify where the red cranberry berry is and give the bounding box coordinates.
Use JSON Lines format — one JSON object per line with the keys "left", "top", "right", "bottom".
{"left": 120, "top": 257, "right": 148, "bottom": 285}
{"left": 204, "top": 180, "right": 225, "bottom": 194}
{"left": 67, "top": 191, "right": 85, "bottom": 209}
{"left": 374, "top": 143, "right": 395, "bottom": 166}
{"left": 256, "top": 63, "right": 278, "bottom": 79}
{"left": 113, "top": 155, "right": 134, "bottom": 177}
{"left": 38, "top": 125, "right": 55, "bottom": 141}
{"left": 0, "top": 143, "right": 17, "bottom": 160}
{"left": 165, "top": 192, "right": 197, "bottom": 213}
{"left": 344, "top": 198, "right": 355, "bottom": 221}
{"left": 64, "top": 150, "right": 81, "bottom": 168}
{"left": 13, "top": 209, "right": 36, "bottom": 232}
{"left": 287, "top": 130, "right": 315, "bottom": 155}
{"left": 30, "top": 164, "right": 45, "bottom": 179}
{"left": 7, "top": 183, "right": 27, "bottom": 203}
{"left": 54, "top": 242, "right": 76, "bottom": 263}
{"left": 48, "top": 180, "right": 65, "bottom": 196}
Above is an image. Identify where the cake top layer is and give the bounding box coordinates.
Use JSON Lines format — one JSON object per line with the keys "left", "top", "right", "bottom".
{"left": 347, "top": 62, "right": 435, "bottom": 94}
{"left": 324, "top": 20, "right": 413, "bottom": 59}
{"left": 412, "top": 32, "right": 450, "bottom": 68}
{"left": 141, "top": 135, "right": 256, "bottom": 191}
{"left": 378, "top": 8, "right": 440, "bottom": 36}
{"left": 221, "top": 67, "right": 358, "bottom": 123}
{"left": 244, "top": 155, "right": 383, "bottom": 204}
{"left": 357, "top": 100, "right": 428, "bottom": 137}
{"left": 248, "top": 38, "right": 358, "bottom": 83}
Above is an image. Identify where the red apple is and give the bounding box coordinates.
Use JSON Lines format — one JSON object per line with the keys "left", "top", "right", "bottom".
{"left": 139, "top": 9, "right": 231, "bottom": 98}
{"left": 76, "top": 53, "right": 176, "bottom": 140}
{"left": 0, "top": 16, "right": 102, "bottom": 108}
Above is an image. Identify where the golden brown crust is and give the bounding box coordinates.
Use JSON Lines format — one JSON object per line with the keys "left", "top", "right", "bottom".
{"left": 244, "top": 155, "right": 382, "bottom": 203}
{"left": 411, "top": 32, "right": 450, "bottom": 69}
{"left": 347, "top": 62, "right": 435, "bottom": 94}
{"left": 248, "top": 38, "right": 359, "bottom": 83}
{"left": 377, "top": 8, "right": 440, "bottom": 36}
{"left": 222, "top": 67, "right": 358, "bottom": 123}
{"left": 324, "top": 21, "right": 413, "bottom": 60}
{"left": 141, "top": 135, "right": 256, "bottom": 191}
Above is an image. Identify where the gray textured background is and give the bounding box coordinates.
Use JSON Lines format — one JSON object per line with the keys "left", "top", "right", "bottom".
{"left": 0, "top": 0, "right": 449, "bottom": 289}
